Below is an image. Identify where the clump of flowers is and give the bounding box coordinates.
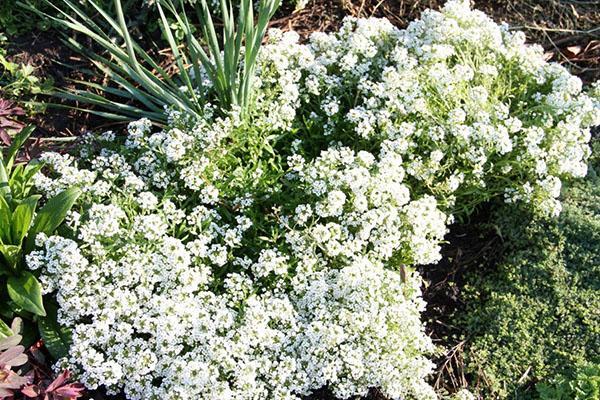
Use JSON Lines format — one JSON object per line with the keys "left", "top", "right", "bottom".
{"left": 25, "top": 1, "right": 598, "bottom": 399}
{"left": 295, "top": 0, "right": 598, "bottom": 216}
{"left": 28, "top": 115, "right": 437, "bottom": 399}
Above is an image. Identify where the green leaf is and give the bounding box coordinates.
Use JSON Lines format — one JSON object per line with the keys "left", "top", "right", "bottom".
{"left": 0, "top": 244, "right": 21, "bottom": 271}
{"left": 5, "top": 126, "right": 35, "bottom": 172}
{"left": 0, "top": 319, "right": 12, "bottom": 339}
{"left": 0, "top": 195, "right": 11, "bottom": 243}
{"left": 9, "top": 161, "right": 44, "bottom": 200}
{"left": 38, "top": 301, "right": 72, "bottom": 359}
{"left": 7, "top": 272, "right": 46, "bottom": 317}
{"left": 9, "top": 164, "right": 25, "bottom": 186}
{"left": 11, "top": 195, "right": 39, "bottom": 246}
{"left": 25, "top": 187, "right": 81, "bottom": 253}
{"left": 0, "top": 158, "right": 9, "bottom": 197}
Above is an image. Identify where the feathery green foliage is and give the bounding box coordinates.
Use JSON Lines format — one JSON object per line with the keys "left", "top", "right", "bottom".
{"left": 457, "top": 142, "right": 600, "bottom": 399}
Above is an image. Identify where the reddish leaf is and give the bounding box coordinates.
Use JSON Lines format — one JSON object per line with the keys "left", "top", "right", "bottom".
{"left": 0, "top": 100, "right": 24, "bottom": 117}
{"left": 0, "top": 346, "right": 27, "bottom": 367}
{"left": 0, "top": 386, "right": 14, "bottom": 398}
{"left": 54, "top": 384, "right": 85, "bottom": 399}
{"left": 0, "top": 129, "right": 11, "bottom": 146}
{"left": 0, "top": 369, "right": 31, "bottom": 390}
{"left": 20, "top": 384, "right": 41, "bottom": 398}
{"left": 44, "top": 371, "right": 69, "bottom": 393}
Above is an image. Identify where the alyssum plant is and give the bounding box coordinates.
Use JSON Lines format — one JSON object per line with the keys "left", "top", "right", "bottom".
{"left": 24, "top": 0, "right": 280, "bottom": 123}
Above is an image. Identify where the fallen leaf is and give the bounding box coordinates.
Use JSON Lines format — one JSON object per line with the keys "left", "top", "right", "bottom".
{"left": 565, "top": 46, "right": 582, "bottom": 57}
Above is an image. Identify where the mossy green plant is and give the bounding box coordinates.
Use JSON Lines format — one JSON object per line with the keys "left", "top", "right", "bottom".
{"left": 457, "top": 141, "right": 600, "bottom": 399}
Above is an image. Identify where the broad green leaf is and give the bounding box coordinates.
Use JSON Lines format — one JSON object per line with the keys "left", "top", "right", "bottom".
{"left": 25, "top": 187, "right": 81, "bottom": 253}
{"left": 39, "top": 302, "right": 72, "bottom": 359}
{"left": 7, "top": 272, "right": 46, "bottom": 317}
{"left": 0, "top": 300, "right": 13, "bottom": 318}
{"left": 0, "top": 159, "right": 9, "bottom": 197}
{"left": 22, "top": 161, "right": 45, "bottom": 183}
{"left": 8, "top": 164, "right": 24, "bottom": 184}
{"left": 10, "top": 161, "right": 44, "bottom": 200}
{"left": 0, "top": 244, "right": 21, "bottom": 271}
{"left": 0, "top": 319, "right": 12, "bottom": 339}
{"left": 9, "top": 167, "right": 28, "bottom": 200}
{"left": 0, "top": 195, "right": 11, "bottom": 243}
{"left": 11, "top": 195, "right": 39, "bottom": 245}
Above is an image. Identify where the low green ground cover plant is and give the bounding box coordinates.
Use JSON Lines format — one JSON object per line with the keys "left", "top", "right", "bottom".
{"left": 0, "top": 55, "right": 51, "bottom": 105}
{"left": 19, "top": 1, "right": 599, "bottom": 399}
{"left": 457, "top": 141, "right": 600, "bottom": 399}
{"left": 537, "top": 362, "right": 600, "bottom": 400}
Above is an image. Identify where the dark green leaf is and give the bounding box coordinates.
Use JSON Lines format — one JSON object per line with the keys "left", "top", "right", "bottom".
{"left": 0, "top": 159, "right": 9, "bottom": 197}
{"left": 11, "top": 195, "right": 39, "bottom": 245}
{"left": 0, "top": 195, "right": 11, "bottom": 243}
{"left": 5, "top": 126, "right": 35, "bottom": 172}
{"left": 10, "top": 161, "right": 44, "bottom": 200}
{"left": 25, "top": 187, "right": 81, "bottom": 253}
{"left": 0, "top": 244, "right": 21, "bottom": 271}
{"left": 39, "top": 301, "right": 72, "bottom": 359}
{"left": 7, "top": 272, "right": 46, "bottom": 317}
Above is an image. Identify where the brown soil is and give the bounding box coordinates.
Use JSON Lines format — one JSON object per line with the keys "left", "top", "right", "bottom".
{"left": 419, "top": 208, "right": 502, "bottom": 396}
{"left": 8, "top": 32, "right": 96, "bottom": 135}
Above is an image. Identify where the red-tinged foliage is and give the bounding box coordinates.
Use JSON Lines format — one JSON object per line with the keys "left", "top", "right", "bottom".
{"left": 0, "top": 337, "right": 84, "bottom": 400}
{"left": 0, "top": 99, "right": 25, "bottom": 145}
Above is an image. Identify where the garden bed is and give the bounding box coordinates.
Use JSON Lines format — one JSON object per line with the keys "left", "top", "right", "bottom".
{"left": 1, "top": 1, "right": 599, "bottom": 399}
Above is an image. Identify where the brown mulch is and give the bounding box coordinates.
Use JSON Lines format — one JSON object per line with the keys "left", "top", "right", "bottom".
{"left": 7, "top": 32, "right": 99, "bottom": 138}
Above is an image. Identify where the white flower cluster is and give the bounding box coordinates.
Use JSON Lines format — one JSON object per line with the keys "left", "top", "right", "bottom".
{"left": 30, "top": 121, "right": 436, "bottom": 399}
{"left": 28, "top": 1, "right": 598, "bottom": 399}
{"left": 449, "top": 389, "right": 477, "bottom": 400}
{"left": 287, "top": 146, "right": 448, "bottom": 266}
{"left": 295, "top": 0, "right": 598, "bottom": 216}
